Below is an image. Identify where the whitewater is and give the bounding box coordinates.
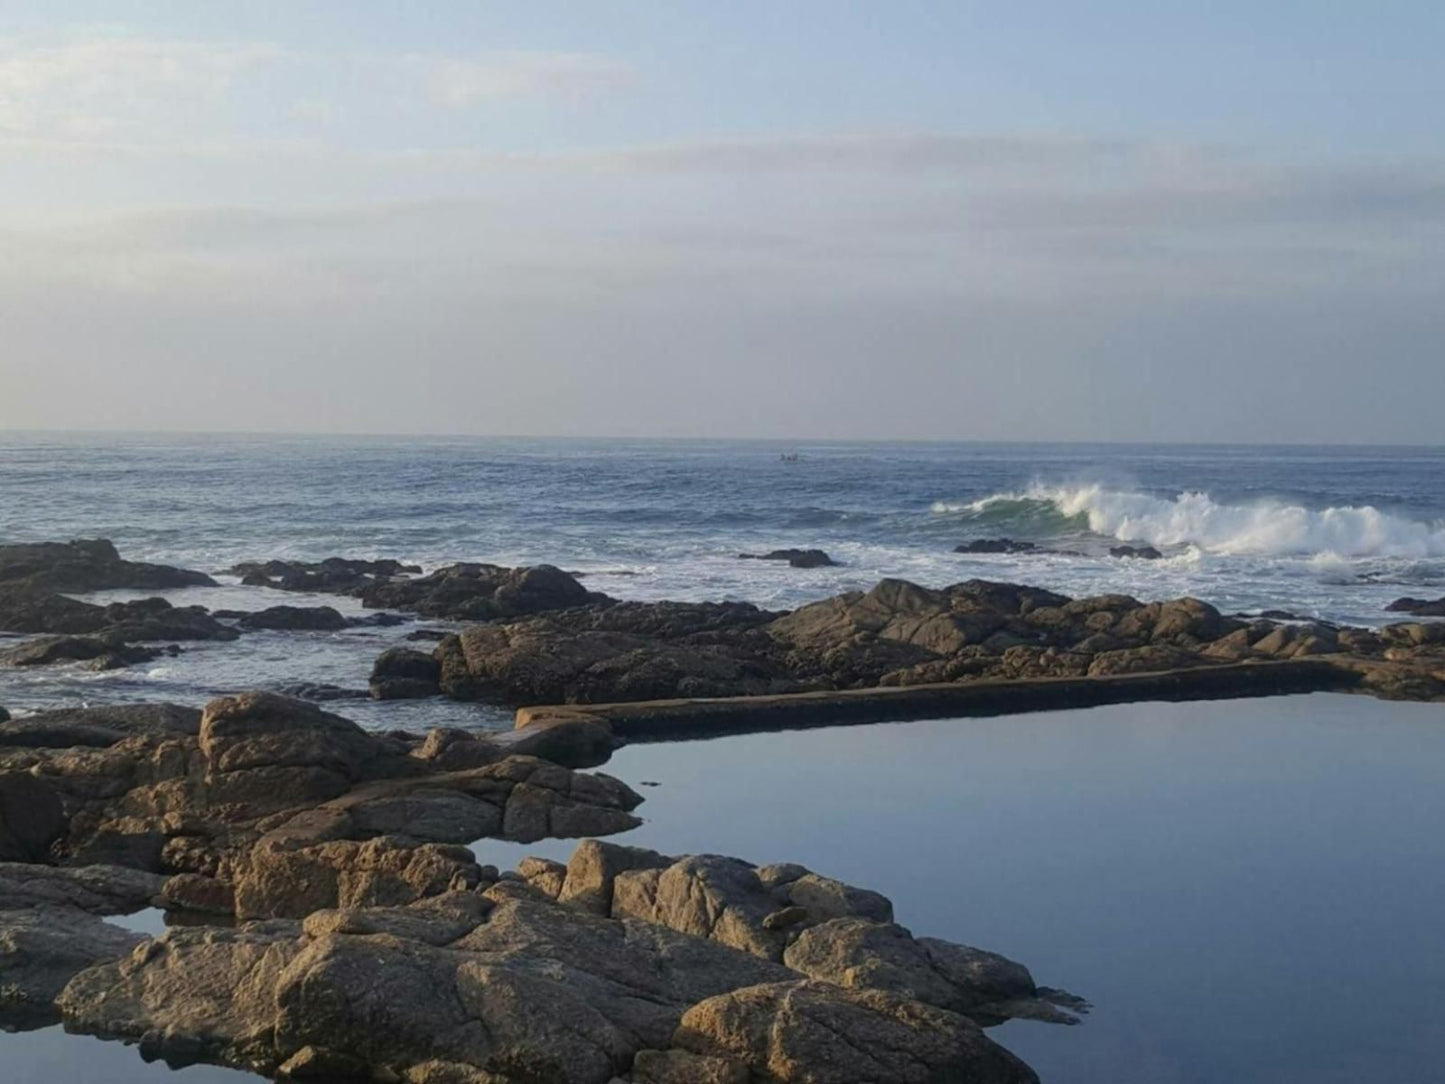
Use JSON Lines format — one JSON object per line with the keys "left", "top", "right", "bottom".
{"left": 937, "top": 483, "right": 1445, "bottom": 560}
{"left": 1, "top": 432, "right": 1442, "bottom": 719}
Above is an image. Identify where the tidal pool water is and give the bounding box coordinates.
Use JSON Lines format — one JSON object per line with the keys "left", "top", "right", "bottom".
{"left": 481, "top": 692, "right": 1445, "bottom": 1084}
{"left": 5, "top": 692, "right": 1443, "bottom": 1083}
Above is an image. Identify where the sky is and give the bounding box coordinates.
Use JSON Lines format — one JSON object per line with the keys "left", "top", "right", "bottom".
{"left": 1, "top": 1, "right": 1442, "bottom": 442}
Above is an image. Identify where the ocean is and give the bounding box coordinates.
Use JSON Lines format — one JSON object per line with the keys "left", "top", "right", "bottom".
{"left": 1, "top": 432, "right": 1442, "bottom": 721}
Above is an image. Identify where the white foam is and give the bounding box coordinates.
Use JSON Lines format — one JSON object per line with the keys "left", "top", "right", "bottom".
{"left": 936, "top": 483, "right": 1445, "bottom": 559}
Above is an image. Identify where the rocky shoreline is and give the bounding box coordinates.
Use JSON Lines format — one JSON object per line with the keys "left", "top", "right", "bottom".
{"left": 2, "top": 537, "right": 1442, "bottom": 1082}
{"left": 0, "top": 693, "right": 1081, "bottom": 1083}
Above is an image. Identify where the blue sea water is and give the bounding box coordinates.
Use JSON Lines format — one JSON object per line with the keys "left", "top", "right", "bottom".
{"left": 1, "top": 432, "right": 1443, "bottom": 719}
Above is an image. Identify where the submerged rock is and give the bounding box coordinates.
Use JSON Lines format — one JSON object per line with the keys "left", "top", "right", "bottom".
{"left": 226, "top": 556, "right": 421, "bottom": 594}
{"left": 1109, "top": 544, "right": 1163, "bottom": 560}
{"left": 954, "top": 539, "right": 1037, "bottom": 554}
{"left": 738, "top": 549, "right": 838, "bottom": 568}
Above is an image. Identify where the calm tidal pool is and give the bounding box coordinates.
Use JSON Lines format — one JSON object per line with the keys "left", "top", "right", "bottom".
{"left": 482, "top": 692, "right": 1445, "bottom": 1084}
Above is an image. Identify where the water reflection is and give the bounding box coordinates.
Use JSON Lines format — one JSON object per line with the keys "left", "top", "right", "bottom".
{"left": 478, "top": 692, "right": 1445, "bottom": 1084}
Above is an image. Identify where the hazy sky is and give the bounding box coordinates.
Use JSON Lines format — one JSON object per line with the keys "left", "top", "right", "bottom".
{"left": 2, "top": 2, "right": 1442, "bottom": 442}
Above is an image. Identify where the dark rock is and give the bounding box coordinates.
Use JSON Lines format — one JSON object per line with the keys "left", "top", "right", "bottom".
{"left": 359, "top": 562, "right": 597, "bottom": 621}
{"left": 404, "top": 628, "right": 450, "bottom": 642}
{"left": 237, "top": 605, "right": 349, "bottom": 631}
{"left": 0, "top": 707, "right": 7, "bottom": 723}
{"left": 0, "top": 539, "right": 214, "bottom": 592}
{"left": 348, "top": 611, "right": 407, "bottom": 627}
{"left": 0, "top": 863, "right": 165, "bottom": 913}
{"left": 1386, "top": 596, "right": 1445, "bottom": 616}
{"left": 0, "top": 906, "right": 145, "bottom": 1029}
{"left": 0, "top": 703, "right": 201, "bottom": 748}
{"left": 0, "top": 772, "right": 66, "bottom": 860}
{"left": 0, "top": 636, "right": 162, "bottom": 669}
{"left": 0, "top": 588, "right": 110, "bottom": 635}
{"left": 370, "top": 647, "right": 442, "bottom": 700}
{"left": 225, "top": 556, "right": 422, "bottom": 595}
{"left": 738, "top": 549, "right": 838, "bottom": 569}
{"left": 1109, "top": 544, "right": 1164, "bottom": 560}
{"left": 954, "top": 539, "right": 1037, "bottom": 554}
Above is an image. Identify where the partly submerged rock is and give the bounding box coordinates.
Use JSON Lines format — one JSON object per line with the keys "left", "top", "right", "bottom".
{"left": 1109, "top": 544, "right": 1163, "bottom": 560}
{"left": 954, "top": 539, "right": 1037, "bottom": 554}
{"left": 738, "top": 549, "right": 837, "bottom": 569}
{"left": 236, "top": 605, "right": 349, "bottom": 631}
{"left": 1386, "top": 596, "right": 1445, "bottom": 617}
{"left": 0, "top": 539, "right": 215, "bottom": 593}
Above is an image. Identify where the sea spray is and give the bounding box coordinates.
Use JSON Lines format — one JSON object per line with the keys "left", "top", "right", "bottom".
{"left": 934, "top": 483, "right": 1445, "bottom": 559}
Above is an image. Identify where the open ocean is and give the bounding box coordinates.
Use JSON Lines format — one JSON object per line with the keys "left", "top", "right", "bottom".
{"left": 2, "top": 432, "right": 1442, "bottom": 723}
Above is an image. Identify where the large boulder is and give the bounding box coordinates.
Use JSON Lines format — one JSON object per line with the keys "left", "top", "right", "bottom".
{"left": 370, "top": 646, "right": 442, "bottom": 700}
{"left": 0, "top": 539, "right": 214, "bottom": 592}
{"left": 359, "top": 562, "right": 597, "bottom": 620}
{"left": 198, "top": 692, "right": 388, "bottom": 808}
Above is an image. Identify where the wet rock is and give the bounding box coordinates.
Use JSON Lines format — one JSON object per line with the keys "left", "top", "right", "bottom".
{"left": 1109, "top": 544, "right": 1163, "bottom": 560}
{"left": 738, "top": 549, "right": 838, "bottom": 568}
{"left": 237, "top": 605, "right": 349, "bottom": 631}
{"left": 226, "top": 556, "right": 422, "bottom": 594}
{"left": 98, "top": 598, "right": 238, "bottom": 642}
{"left": 1386, "top": 596, "right": 1445, "bottom": 616}
{"left": 0, "top": 539, "right": 214, "bottom": 593}
{"left": 0, "top": 588, "right": 111, "bottom": 635}
{"left": 0, "top": 635, "right": 163, "bottom": 669}
{"left": 370, "top": 647, "right": 442, "bottom": 700}
{"left": 954, "top": 539, "right": 1037, "bottom": 554}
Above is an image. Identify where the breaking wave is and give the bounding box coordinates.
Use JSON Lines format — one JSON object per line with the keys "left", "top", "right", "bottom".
{"left": 933, "top": 484, "right": 1445, "bottom": 559}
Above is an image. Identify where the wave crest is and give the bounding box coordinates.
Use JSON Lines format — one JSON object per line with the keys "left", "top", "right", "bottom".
{"left": 933, "top": 484, "right": 1445, "bottom": 559}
